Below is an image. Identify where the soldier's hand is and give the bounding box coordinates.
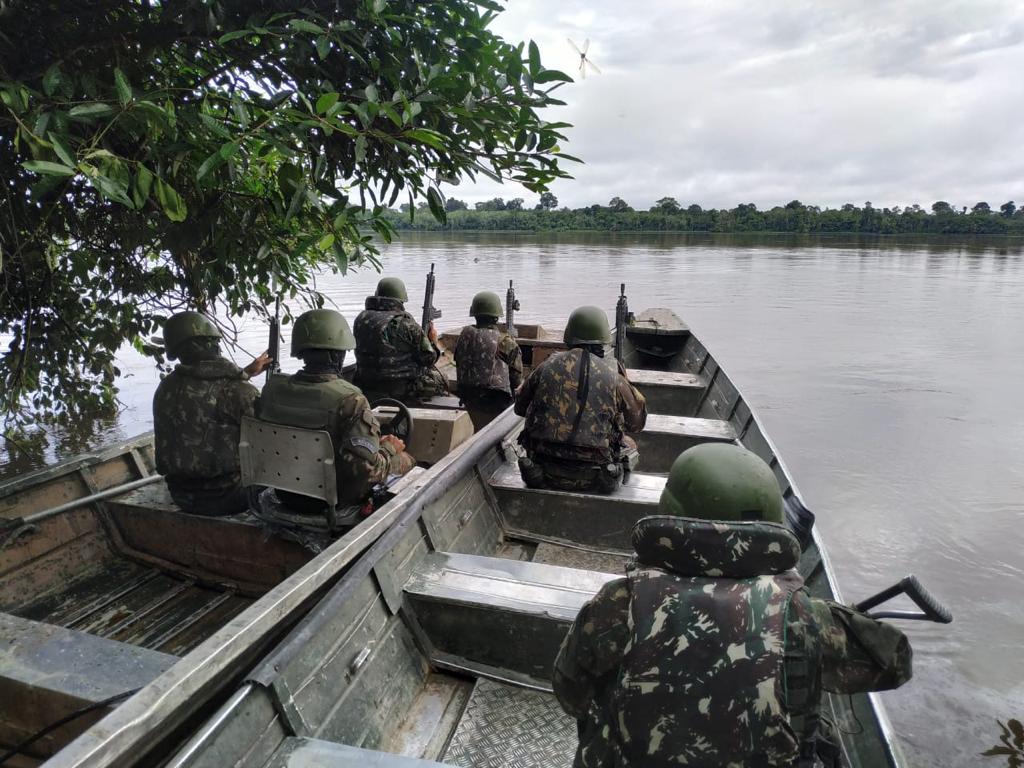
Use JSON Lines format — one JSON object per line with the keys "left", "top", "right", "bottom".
{"left": 244, "top": 351, "right": 273, "bottom": 377}
{"left": 427, "top": 322, "right": 439, "bottom": 344}
{"left": 381, "top": 434, "right": 406, "bottom": 453}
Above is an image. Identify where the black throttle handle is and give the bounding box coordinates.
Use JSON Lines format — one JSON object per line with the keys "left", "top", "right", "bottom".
{"left": 855, "top": 574, "right": 953, "bottom": 623}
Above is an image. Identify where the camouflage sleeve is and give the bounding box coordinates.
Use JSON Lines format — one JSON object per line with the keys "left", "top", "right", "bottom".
{"left": 498, "top": 335, "right": 524, "bottom": 391}
{"left": 513, "top": 364, "right": 539, "bottom": 415}
{"left": 812, "top": 598, "right": 913, "bottom": 694}
{"left": 397, "top": 314, "right": 440, "bottom": 366}
{"left": 615, "top": 366, "right": 647, "bottom": 433}
{"left": 553, "top": 577, "right": 631, "bottom": 720}
{"left": 337, "top": 394, "right": 394, "bottom": 492}
{"left": 222, "top": 380, "right": 260, "bottom": 423}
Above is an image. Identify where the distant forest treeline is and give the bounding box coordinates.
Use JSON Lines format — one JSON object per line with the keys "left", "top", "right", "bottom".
{"left": 386, "top": 194, "right": 1024, "bottom": 235}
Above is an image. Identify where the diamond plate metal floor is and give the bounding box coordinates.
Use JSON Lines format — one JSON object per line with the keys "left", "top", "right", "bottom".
{"left": 442, "top": 679, "right": 576, "bottom": 768}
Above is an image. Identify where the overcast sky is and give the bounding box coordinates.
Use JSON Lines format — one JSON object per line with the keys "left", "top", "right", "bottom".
{"left": 443, "top": 0, "right": 1024, "bottom": 211}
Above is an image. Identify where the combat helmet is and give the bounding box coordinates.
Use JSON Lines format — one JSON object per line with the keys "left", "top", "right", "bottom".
{"left": 469, "top": 291, "right": 502, "bottom": 319}
{"left": 658, "top": 443, "right": 783, "bottom": 523}
{"left": 291, "top": 309, "right": 356, "bottom": 356}
{"left": 163, "top": 311, "right": 221, "bottom": 360}
{"left": 563, "top": 305, "right": 612, "bottom": 346}
{"left": 375, "top": 277, "right": 408, "bottom": 302}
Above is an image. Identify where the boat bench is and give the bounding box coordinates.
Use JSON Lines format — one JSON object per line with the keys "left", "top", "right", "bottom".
{"left": 269, "top": 737, "right": 448, "bottom": 767}
{"left": 626, "top": 368, "right": 706, "bottom": 416}
{"left": 404, "top": 552, "right": 615, "bottom": 683}
{"left": 373, "top": 406, "right": 473, "bottom": 465}
{"left": 0, "top": 613, "right": 174, "bottom": 758}
{"left": 634, "top": 414, "right": 737, "bottom": 473}
{"left": 489, "top": 463, "right": 664, "bottom": 550}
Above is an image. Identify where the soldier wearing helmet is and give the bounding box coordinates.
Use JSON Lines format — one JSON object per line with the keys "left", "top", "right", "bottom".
{"left": 454, "top": 291, "right": 523, "bottom": 430}
{"left": 153, "top": 311, "right": 273, "bottom": 515}
{"left": 353, "top": 277, "right": 446, "bottom": 403}
{"left": 514, "top": 305, "right": 646, "bottom": 493}
{"left": 553, "top": 443, "right": 914, "bottom": 768}
{"left": 258, "top": 309, "right": 415, "bottom": 514}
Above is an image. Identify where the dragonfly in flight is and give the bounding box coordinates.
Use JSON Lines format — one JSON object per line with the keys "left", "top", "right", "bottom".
{"left": 568, "top": 38, "right": 601, "bottom": 79}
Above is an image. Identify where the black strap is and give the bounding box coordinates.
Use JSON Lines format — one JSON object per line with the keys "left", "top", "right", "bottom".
{"left": 568, "top": 350, "right": 591, "bottom": 442}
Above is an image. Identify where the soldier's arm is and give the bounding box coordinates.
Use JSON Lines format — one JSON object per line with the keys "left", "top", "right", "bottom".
{"left": 811, "top": 598, "right": 913, "bottom": 693}
{"left": 513, "top": 365, "right": 539, "bottom": 416}
{"left": 223, "top": 380, "right": 260, "bottom": 423}
{"left": 339, "top": 395, "right": 398, "bottom": 488}
{"left": 399, "top": 315, "right": 441, "bottom": 365}
{"left": 553, "top": 578, "right": 631, "bottom": 720}
{"left": 499, "top": 336, "right": 524, "bottom": 392}
{"left": 616, "top": 366, "right": 648, "bottom": 432}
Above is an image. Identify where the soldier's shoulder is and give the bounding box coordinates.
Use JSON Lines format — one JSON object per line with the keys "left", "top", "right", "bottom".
{"left": 497, "top": 333, "right": 520, "bottom": 353}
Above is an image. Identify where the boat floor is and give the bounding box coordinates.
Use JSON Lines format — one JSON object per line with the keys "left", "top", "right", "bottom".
{"left": 11, "top": 558, "right": 251, "bottom": 656}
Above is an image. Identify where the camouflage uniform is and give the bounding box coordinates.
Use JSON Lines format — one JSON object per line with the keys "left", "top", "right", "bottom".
{"left": 514, "top": 348, "right": 646, "bottom": 492}
{"left": 353, "top": 296, "right": 446, "bottom": 402}
{"left": 553, "top": 516, "right": 913, "bottom": 768}
{"left": 258, "top": 371, "right": 414, "bottom": 513}
{"left": 454, "top": 322, "right": 523, "bottom": 430}
{"left": 153, "top": 357, "right": 258, "bottom": 516}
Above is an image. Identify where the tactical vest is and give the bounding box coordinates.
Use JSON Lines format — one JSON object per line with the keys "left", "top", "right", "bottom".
{"left": 613, "top": 517, "right": 822, "bottom": 768}
{"left": 258, "top": 373, "right": 361, "bottom": 437}
{"left": 454, "top": 325, "right": 511, "bottom": 395}
{"left": 153, "top": 359, "right": 249, "bottom": 482}
{"left": 524, "top": 348, "right": 619, "bottom": 462}
{"left": 353, "top": 296, "right": 420, "bottom": 381}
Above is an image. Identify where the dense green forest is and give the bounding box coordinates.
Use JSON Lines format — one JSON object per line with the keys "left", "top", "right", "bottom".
{"left": 388, "top": 195, "right": 1024, "bottom": 235}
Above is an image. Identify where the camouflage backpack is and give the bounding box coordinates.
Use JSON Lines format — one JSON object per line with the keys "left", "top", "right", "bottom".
{"left": 454, "top": 324, "right": 511, "bottom": 394}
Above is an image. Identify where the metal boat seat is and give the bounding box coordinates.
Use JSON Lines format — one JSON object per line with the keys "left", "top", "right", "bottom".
{"left": 404, "top": 552, "right": 616, "bottom": 684}
{"left": 625, "top": 367, "right": 706, "bottom": 416}
{"left": 238, "top": 417, "right": 353, "bottom": 531}
{"left": 489, "top": 462, "right": 665, "bottom": 551}
{"left": 633, "top": 414, "right": 737, "bottom": 472}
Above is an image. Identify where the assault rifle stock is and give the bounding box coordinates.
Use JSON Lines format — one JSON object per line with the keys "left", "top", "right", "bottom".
{"left": 421, "top": 263, "right": 441, "bottom": 332}
{"left": 506, "top": 280, "right": 521, "bottom": 338}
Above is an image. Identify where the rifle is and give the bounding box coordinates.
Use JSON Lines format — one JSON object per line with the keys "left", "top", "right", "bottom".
{"left": 855, "top": 574, "right": 952, "bottom": 623}
{"left": 505, "top": 279, "right": 521, "bottom": 338}
{"left": 614, "top": 283, "right": 632, "bottom": 365}
{"left": 266, "top": 296, "right": 281, "bottom": 382}
{"left": 421, "top": 263, "right": 442, "bottom": 332}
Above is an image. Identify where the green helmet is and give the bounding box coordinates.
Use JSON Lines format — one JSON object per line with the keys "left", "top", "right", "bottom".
{"left": 563, "top": 305, "right": 611, "bottom": 345}
{"left": 291, "top": 309, "right": 356, "bottom": 356}
{"left": 658, "top": 443, "right": 783, "bottom": 524}
{"left": 469, "top": 291, "right": 502, "bottom": 318}
{"left": 164, "top": 311, "right": 221, "bottom": 360}
{"left": 375, "top": 277, "right": 408, "bottom": 302}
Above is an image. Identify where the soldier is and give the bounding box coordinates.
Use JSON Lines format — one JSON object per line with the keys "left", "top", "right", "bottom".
{"left": 553, "top": 443, "right": 914, "bottom": 768}
{"left": 353, "top": 276, "right": 446, "bottom": 403}
{"left": 258, "top": 308, "right": 415, "bottom": 515}
{"left": 514, "top": 305, "right": 646, "bottom": 493}
{"left": 153, "top": 311, "right": 272, "bottom": 515}
{"left": 454, "top": 291, "right": 524, "bottom": 430}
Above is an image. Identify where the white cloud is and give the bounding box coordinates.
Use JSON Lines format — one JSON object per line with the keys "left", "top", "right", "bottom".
{"left": 444, "top": 0, "right": 1024, "bottom": 211}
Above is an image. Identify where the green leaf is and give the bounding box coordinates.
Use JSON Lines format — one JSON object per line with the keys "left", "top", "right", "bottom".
{"left": 373, "top": 0, "right": 387, "bottom": 13}
{"left": 133, "top": 165, "right": 154, "bottom": 208}
{"left": 68, "top": 103, "right": 116, "bottom": 119}
{"left": 42, "top": 65, "right": 61, "bottom": 97}
{"left": 403, "top": 128, "right": 444, "bottom": 150}
{"left": 426, "top": 187, "right": 447, "bottom": 223}
{"left": 22, "top": 160, "right": 76, "bottom": 176}
{"left": 155, "top": 178, "right": 187, "bottom": 222}
{"left": 533, "top": 69, "right": 571, "bottom": 84}
{"left": 355, "top": 134, "right": 367, "bottom": 163}
{"left": 218, "top": 29, "right": 253, "bottom": 43}
{"left": 316, "top": 35, "right": 331, "bottom": 60}
{"left": 114, "top": 68, "right": 132, "bottom": 106}
{"left": 317, "top": 233, "right": 335, "bottom": 251}
{"left": 528, "top": 40, "right": 541, "bottom": 75}
{"left": 285, "top": 181, "right": 307, "bottom": 221}
{"left": 332, "top": 241, "right": 348, "bottom": 274}
{"left": 315, "top": 92, "right": 339, "bottom": 115}
{"left": 196, "top": 151, "right": 225, "bottom": 182}
{"left": 365, "top": 83, "right": 378, "bottom": 103}
{"left": 289, "top": 19, "right": 325, "bottom": 34}
{"left": 92, "top": 174, "right": 134, "bottom": 208}
{"left": 47, "top": 132, "right": 75, "bottom": 166}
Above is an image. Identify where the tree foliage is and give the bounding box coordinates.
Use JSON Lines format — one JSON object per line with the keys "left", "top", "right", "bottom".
{"left": 0, "top": 0, "right": 574, "bottom": 427}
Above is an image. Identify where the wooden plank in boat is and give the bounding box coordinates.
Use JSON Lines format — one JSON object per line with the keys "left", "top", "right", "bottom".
{"left": 633, "top": 414, "right": 736, "bottom": 473}
{"left": 626, "top": 368, "right": 705, "bottom": 417}
{"left": 489, "top": 463, "right": 663, "bottom": 551}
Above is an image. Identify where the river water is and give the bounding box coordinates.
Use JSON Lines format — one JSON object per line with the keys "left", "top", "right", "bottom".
{"left": 4, "top": 232, "right": 1023, "bottom": 766}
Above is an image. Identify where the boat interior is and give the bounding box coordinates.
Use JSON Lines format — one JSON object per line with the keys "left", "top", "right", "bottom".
{"left": 1, "top": 310, "right": 894, "bottom": 768}
{"left": 160, "top": 312, "right": 894, "bottom": 768}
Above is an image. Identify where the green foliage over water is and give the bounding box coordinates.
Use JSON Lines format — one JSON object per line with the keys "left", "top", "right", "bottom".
{"left": 390, "top": 199, "right": 1024, "bottom": 235}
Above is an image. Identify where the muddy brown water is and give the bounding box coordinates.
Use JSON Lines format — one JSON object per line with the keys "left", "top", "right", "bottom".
{"left": 4, "top": 232, "right": 1023, "bottom": 767}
